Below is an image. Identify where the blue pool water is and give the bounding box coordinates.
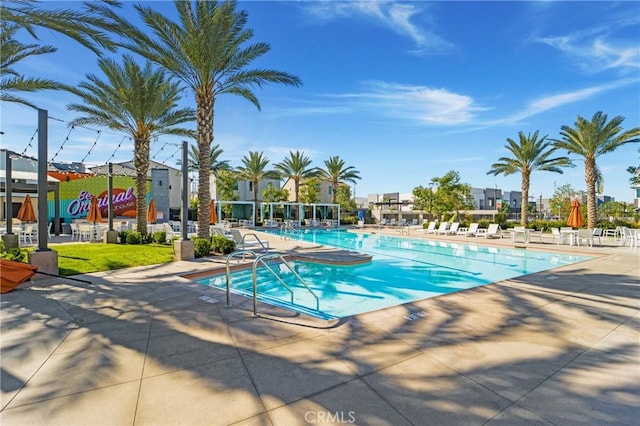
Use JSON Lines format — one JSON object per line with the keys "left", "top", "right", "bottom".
{"left": 196, "top": 228, "right": 591, "bottom": 319}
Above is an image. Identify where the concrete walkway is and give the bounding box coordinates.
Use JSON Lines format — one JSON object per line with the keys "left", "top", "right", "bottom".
{"left": 1, "top": 229, "right": 639, "bottom": 425}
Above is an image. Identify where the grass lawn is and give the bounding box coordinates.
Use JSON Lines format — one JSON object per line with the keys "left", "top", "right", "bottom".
{"left": 33, "top": 243, "right": 176, "bottom": 276}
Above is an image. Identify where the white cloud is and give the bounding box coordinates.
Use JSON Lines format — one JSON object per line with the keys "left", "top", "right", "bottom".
{"left": 497, "top": 78, "right": 638, "bottom": 124}
{"left": 344, "top": 81, "right": 484, "bottom": 125}
{"left": 301, "top": 1, "right": 453, "bottom": 53}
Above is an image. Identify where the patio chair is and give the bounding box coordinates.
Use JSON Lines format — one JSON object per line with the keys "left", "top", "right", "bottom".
{"left": 577, "top": 228, "right": 594, "bottom": 247}
{"left": 444, "top": 222, "right": 460, "bottom": 235}
{"left": 457, "top": 222, "right": 479, "bottom": 237}
{"left": 356, "top": 220, "right": 365, "bottom": 229}
{"left": 476, "top": 223, "right": 502, "bottom": 239}
{"left": 551, "top": 228, "right": 566, "bottom": 245}
{"left": 435, "top": 222, "right": 451, "bottom": 235}
{"left": 422, "top": 221, "right": 437, "bottom": 234}
{"left": 591, "top": 228, "right": 603, "bottom": 246}
{"left": 230, "top": 229, "right": 269, "bottom": 253}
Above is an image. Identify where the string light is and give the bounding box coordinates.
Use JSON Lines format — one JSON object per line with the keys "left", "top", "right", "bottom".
{"left": 50, "top": 124, "right": 75, "bottom": 162}
{"left": 151, "top": 142, "right": 168, "bottom": 160}
{"left": 105, "top": 135, "right": 130, "bottom": 164}
{"left": 21, "top": 129, "right": 38, "bottom": 156}
{"left": 162, "top": 146, "right": 181, "bottom": 164}
{"left": 80, "top": 129, "right": 102, "bottom": 162}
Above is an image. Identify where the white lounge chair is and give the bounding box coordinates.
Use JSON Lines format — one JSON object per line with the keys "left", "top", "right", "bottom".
{"left": 444, "top": 222, "right": 459, "bottom": 235}
{"left": 577, "top": 229, "right": 593, "bottom": 247}
{"left": 422, "top": 221, "right": 437, "bottom": 234}
{"left": 356, "top": 220, "right": 365, "bottom": 229}
{"left": 457, "top": 223, "right": 479, "bottom": 237}
{"left": 230, "top": 229, "right": 269, "bottom": 253}
{"left": 476, "top": 224, "right": 502, "bottom": 239}
{"left": 435, "top": 222, "right": 451, "bottom": 235}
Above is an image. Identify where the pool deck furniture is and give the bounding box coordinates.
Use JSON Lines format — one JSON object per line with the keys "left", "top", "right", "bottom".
{"left": 1, "top": 229, "right": 638, "bottom": 425}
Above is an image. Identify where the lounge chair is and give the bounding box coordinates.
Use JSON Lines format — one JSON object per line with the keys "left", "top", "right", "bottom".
{"left": 577, "top": 229, "right": 594, "bottom": 247}
{"left": 457, "top": 223, "right": 479, "bottom": 237}
{"left": 230, "top": 229, "right": 269, "bottom": 253}
{"left": 444, "top": 222, "right": 459, "bottom": 235}
{"left": 435, "top": 222, "right": 451, "bottom": 235}
{"left": 422, "top": 221, "right": 437, "bottom": 234}
{"left": 356, "top": 220, "right": 365, "bottom": 229}
{"left": 476, "top": 223, "right": 502, "bottom": 239}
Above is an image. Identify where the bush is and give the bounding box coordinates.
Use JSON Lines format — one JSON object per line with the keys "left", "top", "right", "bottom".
{"left": 152, "top": 230, "right": 167, "bottom": 244}
{"left": 211, "top": 235, "right": 236, "bottom": 254}
{"left": 194, "top": 238, "right": 212, "bottom": 258}
{"left": 118, "top": 230, "right": 130, "bottom": 244}
{"left": 126, "top": 231, "right": 142, "bottom": 245}
{"left": 142, "top": 233, "right": 154, "bottom": 244}
{"left": 0, "top": 240, "right": 27, "bottom": 262}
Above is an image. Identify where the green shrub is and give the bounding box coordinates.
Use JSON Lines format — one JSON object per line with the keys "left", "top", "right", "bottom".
{"left": 152, "top": 230, "right": 167, "bottom": 244}
{"left": 118, "top": 230, "right": 130, "bottom": 244}
{"left": 142, "top": 233, "right": 154, "bottom": 244}
{"left": 126, "top": 231, "right": 142, "bottom": 245}
{"left": 194, "top": 238, "right": 212, "bottom": 258}
{"left": 478, "top": 218, "right": 491, "bottom": 229}
{"left": 211, "top": 235, "right": 236, "bottom": 254}
{"left": 0, "top": 240, "right": 27, "bottom": 262}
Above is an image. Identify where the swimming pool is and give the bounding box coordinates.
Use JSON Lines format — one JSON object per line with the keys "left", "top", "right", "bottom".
{"left": 195, "top": 228, "right": 591, "bottom": 319}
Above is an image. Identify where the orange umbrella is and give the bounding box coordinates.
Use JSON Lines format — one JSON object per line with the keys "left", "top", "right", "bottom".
{"left": 567, "top": 199, "right": 584, "bottom": 228}
{"left": 209, "top": 199, "right": 217, "bottom": 224}
{"left": 147, "top": 198, "right": 157, "bottom": 224}
{"left": 86, "top": 195, "right": 104, "bottom": 223}
{"left": 16, "top": 194, "right": 36, "bottom": 222}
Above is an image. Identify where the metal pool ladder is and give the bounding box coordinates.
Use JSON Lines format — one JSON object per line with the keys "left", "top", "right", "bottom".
{"left": 225, "top": 251, "right": 320, "bottom": 317}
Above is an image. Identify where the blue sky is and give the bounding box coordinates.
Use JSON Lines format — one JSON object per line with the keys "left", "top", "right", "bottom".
{"left": 2, "top": 1, "right": 639, "bottom": 202}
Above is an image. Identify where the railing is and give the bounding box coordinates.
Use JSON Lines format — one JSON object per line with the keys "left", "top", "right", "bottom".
{"left": 225, "top": 250, "right": 320, "bottom": 317}
{"left": 251, "top": 253, "right": 319, "bottom": 317}
{"left": 279, "top": 221, "right": 296, "bottom": 239}
{"left": 238, "top": 232, "right": 269, "bottom": 253}
{"left": 225, "top": 249, "right": 259, "bottom": 307}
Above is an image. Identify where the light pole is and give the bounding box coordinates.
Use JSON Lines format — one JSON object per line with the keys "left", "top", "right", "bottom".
{"left": 539, "top": 193, "right": 543, "bottom": 219}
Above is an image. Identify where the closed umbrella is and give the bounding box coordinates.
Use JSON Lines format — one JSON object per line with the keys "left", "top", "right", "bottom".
{"left": 86, "top": 196, "right": 104, "bottom": 224}
{"left": 209, "top": 200, "right": 217, "bottom": 224}
{"left": 17, "top": 194, "right": 36, "bottom": 222}
{"left": 567, "top": 199, "right": 584, "bottom": 228}
{"left": 147, "top": 198, "right": 157, "bottom": 224}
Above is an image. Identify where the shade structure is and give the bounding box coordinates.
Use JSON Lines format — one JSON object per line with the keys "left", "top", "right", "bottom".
{"left": 86, "top": 195, "right": 104, "bottom": 223}
{"left": 209, "top": 200, "right": 217, "bottom": 224}
{"left": 567, "top": 199, "right": 584, "bottom": 228}
{"left": 16, "top": 194, "right": 36, "bottom": 222}
{"left": 147, "top": 198, "right": 157, "bottom": 224}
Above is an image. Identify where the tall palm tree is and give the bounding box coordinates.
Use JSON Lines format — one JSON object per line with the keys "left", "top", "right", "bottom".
{"left": 67, "top": 55, "right": 195, "bottom": 235}
{"left": 552, "top": 112, "right": 640, "bottom": 228}
{"left": 318, "top": 156, "right": 361, "bottom": 205}
{"left": 100, "top": 0, "right": 302, "bottom": 238}
{"left": 274, "top": 150, "right": 316, "bottom": 202}
{"left": 235, "top": 151, "right": 279, "bottom": 205}
{"left": 487, "top": 131, "right": 573, "bottom": 226}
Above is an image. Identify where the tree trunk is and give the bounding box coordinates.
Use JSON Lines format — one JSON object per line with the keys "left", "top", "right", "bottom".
{"left": 294, "top": 178, "right": 299, "bottom": 203}
{"left": 520, "top": 170, "right": 530, "bottom": 226}
{"left": 585, "top": 156, "right": 597, "bottom": 229}
{"left": 134, "top": 136, "right": 149, "bottom": 235}
{"left": 196, "top": 92, "right": 214, "bottom": 239}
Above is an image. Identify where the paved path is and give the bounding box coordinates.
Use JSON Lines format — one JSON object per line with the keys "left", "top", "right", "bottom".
{"left": 1, "top": 229, "right": 639, "bottom": 425}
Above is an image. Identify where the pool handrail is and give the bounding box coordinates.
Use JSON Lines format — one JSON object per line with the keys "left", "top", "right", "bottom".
{"left": 252, "top": 253, "right": 320, "bottom": 317}
{"left": 225, "top": 249, "right": 259, "bottom": 307}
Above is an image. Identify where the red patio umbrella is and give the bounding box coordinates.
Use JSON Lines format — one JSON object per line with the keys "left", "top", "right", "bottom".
{"left": 567, "top": 199, "right": 584, "bottom": 228}
{"left": 147, "top": 198, "right": 157, "bottom": 224}
{"left": 209, "top": 199, "right": 217, "bottom": 224}
{"left": 86, "top": 195, "right": 104, "bottom": 223}
{"left": 16, "top": 194, "right": 36, "bottom": 222}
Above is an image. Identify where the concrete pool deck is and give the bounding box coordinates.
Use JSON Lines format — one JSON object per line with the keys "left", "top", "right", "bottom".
{"left": 1, "top": 229, "right": 639, "bottom": 425}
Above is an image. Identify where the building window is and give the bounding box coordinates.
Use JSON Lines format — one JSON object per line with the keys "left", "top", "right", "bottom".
{"left": 328, "top": 187, "right": 332, "bottom": 195}
{"left": 249, "top": 182, "right": 253, "bottom": 191}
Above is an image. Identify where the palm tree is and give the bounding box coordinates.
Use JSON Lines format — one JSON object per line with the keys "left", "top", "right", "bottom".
{"left": 235, "top": 151, "right": 279, "bottom": 205}
{"left": 1, "top": 1, "right": 120, "bottom": 107}
{"left": 177, "top": 143, "right": 231, "bottom": 175}
{"left": 552, "top": 112, "right": 640, "bottom": 228}
{"left": 67, "top": 55, "right": 195, "bottom": 235}
{"left": 487, "top": 131, "right": 573, "bottom": 226}
{"left": 0, "top": 24, "right": 65, "bottom": 108}
{"left": 318, "top": 156, "right": 361, "bottom": 205}
{"left": 100, "top": 0, "right": 302, "bottom": 238}
{"left": 274, "top": 150, "right": 316, "bottom": 202}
